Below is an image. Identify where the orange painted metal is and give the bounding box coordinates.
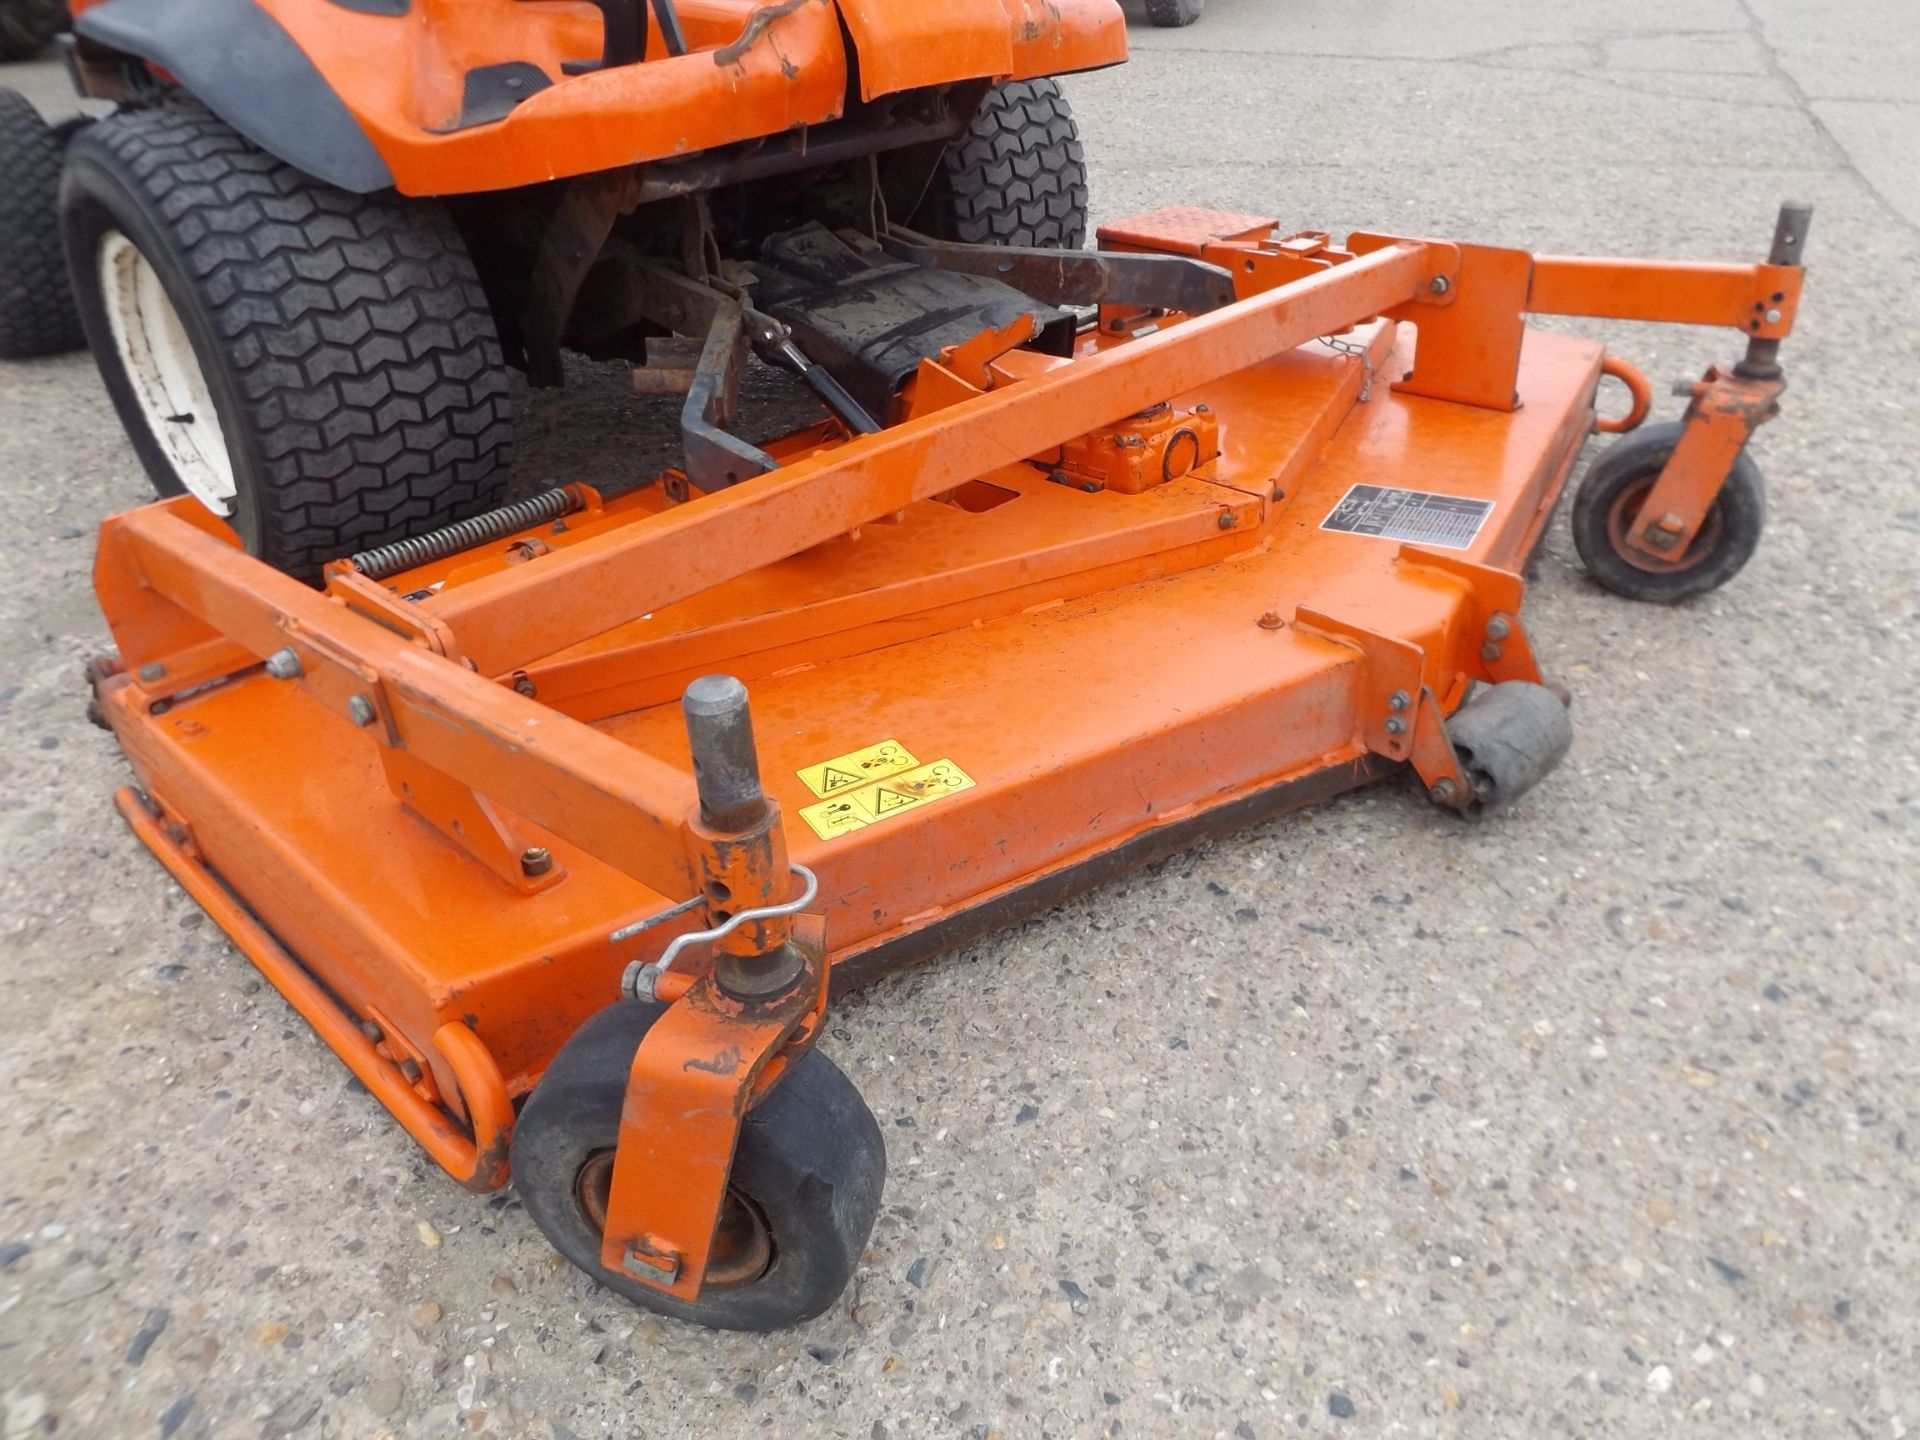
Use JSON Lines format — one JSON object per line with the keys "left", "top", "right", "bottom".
{"left": 599, "top": 917, "right": 827, "bottom": 1295}
{"left": 1625, "top": 365, "right": 1784, "bottom": 559}
{"left": 66, "top": 0, "right": 1128, "bottom": 196}
{"left": 1595, "top": 355, "right": 1654, "bottom": 434}
{"left": 837, "top": 0, "right": 1126, "bottom": 102}
{"left": 116, "top": 787, "right": 514, "bottom": 1189}
{"left": 415, "top": 241, "right": 1439, "bottom": 678}
{"left": 88, "top": 209, "right": 1806, "bottom": 1304}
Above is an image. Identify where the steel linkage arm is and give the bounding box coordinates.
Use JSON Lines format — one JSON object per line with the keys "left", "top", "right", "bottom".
{"left": 420, "top": 240, "right": 1445, "bottom": 677}
{"left": 95, "top": 500, "right": 702, "bottom": 900}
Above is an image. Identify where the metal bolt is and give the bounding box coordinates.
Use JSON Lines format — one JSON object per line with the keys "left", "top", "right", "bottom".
{"left": 359, "top": 1019, "right": 384, "bottom": 1043}
{"left": 1429, "top": 778, "right": 1458, "bottom": 804}
{"left": 399, "top": 1059, "right": 423, "bottom": 1083}
{"left": 1428, "top": 275, "right": 1451, "bottom": 296}
{"left": 1646, "top": 527, "right": 1680, "bottom": 550}
{"left": 264, "top": 647, "right": 303, "bottom": 681}
{"left": 1257, "top": 610, "right": 1285, "bottom": 631}
{"left": 1485, "top": 616, "right": 1511, "bottom": 642}
{"left": 137, "top": 662, "right": 166, "bottom": 682}
{"left": 346, "top": 694, "right": 376, "bottom": 728}
{"left": 1384, "top": 716, "right": 1406, "bottom": 736}
{"left": 1481, "top": 641, "right": 1504, "bottom": 662}
{"left": 513, "top": 674, "right": 537, "bottom": 698}
{"left": 520, "top": 846, "right": 553, "bottom": 878}
{"left": 1217, "top": 511, "right": 1237, "bottom": 530}
{"left": 1388, "top": 689, "right": 1410, "bottom": 712}
{"left": 1765, "top": 308, "right": 1782, "bottom": 324}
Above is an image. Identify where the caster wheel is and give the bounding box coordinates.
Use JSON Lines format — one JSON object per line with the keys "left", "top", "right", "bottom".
{"left": 1443, "top": 681, "right": 1572, "bottom": 815}
{"left": 1571, "top": 421, "right": 1765, "bottom": 603}
{"left": 512, "top": 1001, "right": 886, "bottom": 1332}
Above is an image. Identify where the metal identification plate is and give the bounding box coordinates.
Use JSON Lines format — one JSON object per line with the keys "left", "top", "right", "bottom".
{"left": 1320, "top": 484, "right": 1494, "bottom": 550}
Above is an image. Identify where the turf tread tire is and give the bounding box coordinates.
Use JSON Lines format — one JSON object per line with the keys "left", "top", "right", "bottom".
{"left": 60, "top": 105, "right": 510, "bottom": 580}
{"left": 927, "top": 78, "right": 1088, "bottom": 250}
{"left": 513, "top": 1001, "right": 886, "bottom": 1332}
{"left": 0, "top": 90, "right": 84, "bottom": 358}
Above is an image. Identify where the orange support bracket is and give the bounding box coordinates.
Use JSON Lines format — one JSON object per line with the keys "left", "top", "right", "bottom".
{"left": 598, "top": 916, "right": 828, "bottom": 1298}
{"left": 1624, "top": 365, "right": 1784, "bottom": 561}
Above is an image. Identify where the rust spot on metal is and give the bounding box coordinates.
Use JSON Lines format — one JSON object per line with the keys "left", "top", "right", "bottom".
{"left": 715, "top": 0, "right": 810, "bottom": 67}
{"left": 462, "top": 1126, "right": 514, "bottom": 1193}
{"left": 684, "top": 1045, "right": 744, "bottom": 1076}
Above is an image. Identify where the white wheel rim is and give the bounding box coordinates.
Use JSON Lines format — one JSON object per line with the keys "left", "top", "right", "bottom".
{"left": 98, "top": 231, "right": 238, "bottom": 515}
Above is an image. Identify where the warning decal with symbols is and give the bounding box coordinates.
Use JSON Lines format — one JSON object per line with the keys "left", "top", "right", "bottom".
{"left": 795, "top": 740, "right": 919, "bottom": 799}
{"left": 798, "top": 759, "right": 976, "bottom": 841}
{"left": 1319, "top": 483, "right": 1494, "bottom": 550}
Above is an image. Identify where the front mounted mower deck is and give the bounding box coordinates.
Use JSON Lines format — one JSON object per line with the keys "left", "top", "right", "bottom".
{"left": 87, "top": 196, "right": 1811, "bottom": 1328}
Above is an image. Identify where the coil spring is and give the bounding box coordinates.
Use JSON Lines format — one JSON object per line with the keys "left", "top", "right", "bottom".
{"left": 347, "top": 489, "right": 580, "bottom": 580}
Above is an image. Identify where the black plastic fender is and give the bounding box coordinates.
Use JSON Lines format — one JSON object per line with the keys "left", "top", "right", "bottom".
{"left": 74, "top": 0, "right": 393, "bottom": 193}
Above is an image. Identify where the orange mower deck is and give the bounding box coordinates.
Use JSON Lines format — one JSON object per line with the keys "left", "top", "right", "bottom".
{"left": 89, "top": 206, "right": 1811, "bottom": 1328}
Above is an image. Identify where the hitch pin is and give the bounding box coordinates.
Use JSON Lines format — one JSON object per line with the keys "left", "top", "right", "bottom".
{"left": 616, "top": 863, "right": 819, "bottom": 1001}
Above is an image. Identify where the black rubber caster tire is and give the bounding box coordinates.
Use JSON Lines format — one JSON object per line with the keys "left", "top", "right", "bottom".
{"left": 0, "top": 90, "right": 84, "bottom": 358}
{"left": 915, "top": 78, "right": 1089, "bottom": 250}
{"left": 1145, "top": 0, "right": 1205, "bottom": 26}
{"left": 512, "top": 1001, "right": 886, "bottom": 1332}
{"left": 59, "top": 105, "right": 511, "bottom": 582}
{"left": 1571, "top": 421, "right": 1765, "bottom": 603}
{"left": 1444, "top": 681, "right": 1573, "bottom": 815}
{"left": 0, "top": 0, "right": 65, "bottom": 60}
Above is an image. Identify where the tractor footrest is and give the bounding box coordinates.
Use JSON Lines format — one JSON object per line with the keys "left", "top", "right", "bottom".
{"left": 1098, "top": 206, "right": 1280, "bottom": 258}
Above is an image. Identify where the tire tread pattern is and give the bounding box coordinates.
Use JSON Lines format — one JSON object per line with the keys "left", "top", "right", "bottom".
{"left": 0, "top": 0, "right": 65, "bottom": 60}
{"left": 936, "top": 78, "right": 1089, "bottom": 250}
{"left": 0, "top": 90, "right": 84, "bottom": 358}
{"left": 70, "top": 105, "right": 509, "bottom": 578}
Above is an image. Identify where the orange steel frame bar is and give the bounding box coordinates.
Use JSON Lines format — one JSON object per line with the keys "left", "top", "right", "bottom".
{"left": 93, "top": 221, "right": 1804, "bottom": 1302}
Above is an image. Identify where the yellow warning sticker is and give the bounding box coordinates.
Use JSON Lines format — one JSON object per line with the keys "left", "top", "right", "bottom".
{"left": 798, "top": 759, "right": 976, "bottom": 841}
{"left": 796, "top": 739, "right": 919, "bottom": 799}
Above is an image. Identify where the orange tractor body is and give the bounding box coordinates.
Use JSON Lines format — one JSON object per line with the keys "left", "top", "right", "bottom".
{"left": 65, "top": 0, "right": 1127, "bottom": 193}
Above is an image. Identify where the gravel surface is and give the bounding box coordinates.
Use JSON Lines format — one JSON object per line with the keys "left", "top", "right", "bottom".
{"left": 2, "top": 2, "right": 1917, "bottom": 1437}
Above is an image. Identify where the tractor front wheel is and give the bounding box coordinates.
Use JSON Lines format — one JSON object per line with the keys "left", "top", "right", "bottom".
{"left": 917, "top": 78, "right": 1089, "bottom": 250}
{"left": 512, "top": 1001, "right": 886, "bottom": 1332}
{"left": 59, "top": 105, "right": 511, "bottom": 582}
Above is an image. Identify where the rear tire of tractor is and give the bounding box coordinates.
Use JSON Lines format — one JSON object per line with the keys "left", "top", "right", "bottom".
{"left": 0, "top": 0, "right": 66, "bottom": 60}
{"left": 917, "top": 78, "right": 1089, "bottom": 250}
{"left": 59, "top": 105, "right": 511, "bottom": 582}
{"left": 1571, "top": 421, "right": 1765, "bottom": 603}
{"left": 0, "top": 90, "right": 84, "bottom": 358}
{"left": 1144, "top": 0, "right": 1206, "bottom": 26}
{"left": 512, "top": 1001, "right": 886, "bottom": 1332}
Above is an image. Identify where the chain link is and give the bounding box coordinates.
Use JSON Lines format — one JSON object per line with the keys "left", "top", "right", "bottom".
{"left": 1317, "top": 334, "right": 1376, "bottom": 402}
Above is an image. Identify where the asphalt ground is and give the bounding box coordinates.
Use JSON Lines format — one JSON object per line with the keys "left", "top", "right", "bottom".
{"left": 2, "top": 2, "right": 1917, "bottom": 1436}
